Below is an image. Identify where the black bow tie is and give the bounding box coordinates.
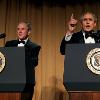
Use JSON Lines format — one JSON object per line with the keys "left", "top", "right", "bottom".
{"left": 18, "top": 40, "right": 25, "bottom": 44}
{"left": 85, "top": 31, "right": 94, "bottom": 39}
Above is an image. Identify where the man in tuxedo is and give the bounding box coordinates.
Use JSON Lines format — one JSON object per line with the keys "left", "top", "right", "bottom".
{"left": 60, "top": 12, "right": 100, "bottom": 55}
{"left": 5, "top": 22, "right": 41, "bottom": 100}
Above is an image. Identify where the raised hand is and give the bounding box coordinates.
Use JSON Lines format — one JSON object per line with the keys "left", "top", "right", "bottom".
{"left": 66, "top": 13, "right": 78, "bottom": 35}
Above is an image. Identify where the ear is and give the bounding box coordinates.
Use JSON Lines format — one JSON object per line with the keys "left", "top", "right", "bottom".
{"left": 80, "top": 22, "right": 83, "bottom": 28}
{"left": 94, "top": 22, "right": 96, "bottom": 28}
{"left": 28, "top": 30, "right": 30, "bottom": 36}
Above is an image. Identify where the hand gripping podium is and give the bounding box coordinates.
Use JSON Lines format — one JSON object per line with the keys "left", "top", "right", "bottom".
{"left": 64, "top": 44, "right": 100, "bottom": 91}
{"left": 0, "top": 47, "right": 26, "bottom": 92}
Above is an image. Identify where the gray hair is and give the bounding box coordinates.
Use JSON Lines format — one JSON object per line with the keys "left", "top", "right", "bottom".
{"left": 80, "top": 12, "right": 97, "bottom": 22}
{"left": 18, "top": 21, "right": 32, "bottom": 31}
{"left": 24, "top": 22, "right": 32, "bottom": 31}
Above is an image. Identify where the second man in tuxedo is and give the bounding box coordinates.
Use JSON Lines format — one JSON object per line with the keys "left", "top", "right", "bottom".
{"left": 60, "top": 12, "right": 100, "bottom": 55}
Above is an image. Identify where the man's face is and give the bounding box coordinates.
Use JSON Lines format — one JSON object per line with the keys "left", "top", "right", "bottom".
{"left": 17, "top": 22, "right": 30, "bottom": 40}
{"left": 81, "top": 13, "right": 96, "bottom": 32}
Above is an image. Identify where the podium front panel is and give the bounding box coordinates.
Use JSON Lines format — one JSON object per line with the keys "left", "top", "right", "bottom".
{"left": 64, "top": 44, "right": 100, "bottom": 91}
{"left": 0, "top": 47, "right": 26, "bottom": 92}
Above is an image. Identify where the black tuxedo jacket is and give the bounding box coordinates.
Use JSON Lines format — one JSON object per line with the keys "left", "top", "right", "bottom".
{"left": 60, "top": 30, "right": 100, "bottom": 55}
{"left": 5, "top": 39, "right": 41, "bottom": 86}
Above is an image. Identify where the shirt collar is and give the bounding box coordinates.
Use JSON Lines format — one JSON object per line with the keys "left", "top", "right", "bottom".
{"left": 18, "top": 38, "right": 28, "bottom": 44}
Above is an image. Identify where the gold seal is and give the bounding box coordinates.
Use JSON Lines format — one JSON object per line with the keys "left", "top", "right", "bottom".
{"left": 0, "top": 52, "right": 5, "bottom": 73}
{"left": 86, "top": 48, "right": 100, "bottom": 75}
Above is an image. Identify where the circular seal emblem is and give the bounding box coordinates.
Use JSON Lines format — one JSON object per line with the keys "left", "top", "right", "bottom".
{"left": 86, "top": 48, "right": 100, "bottom": 75}
{"left": 0, "top": 52, "right": 5, "bottom": 73}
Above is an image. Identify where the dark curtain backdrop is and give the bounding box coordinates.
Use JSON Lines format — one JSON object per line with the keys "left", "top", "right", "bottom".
{"left": 0, "top": 0, "right": 100, "bottom": 100}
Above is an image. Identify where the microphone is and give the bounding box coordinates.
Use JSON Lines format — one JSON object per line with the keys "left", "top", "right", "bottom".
{"left": 0, "top": 33, "right": 6, "bottom": 39}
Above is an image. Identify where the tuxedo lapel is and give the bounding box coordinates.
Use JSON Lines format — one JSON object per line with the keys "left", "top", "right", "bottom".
{"left": 78, "top": 36, "right": 85, "bottom": 43}
{"left": 25, "top": 39, "right": 31, "bottom": 48}
{"left": 13, "top": 41, "right": 18, "bottom": 46}
{"left": 72, "top": 31, "right": 85, "bottom": 43}
{"left": 77, "top": 31, "right": 85, "bottom": 43}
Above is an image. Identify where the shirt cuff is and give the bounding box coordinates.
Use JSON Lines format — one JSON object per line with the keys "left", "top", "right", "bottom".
{"left": 65, "top": 34, "right": 72, "bottom": 41}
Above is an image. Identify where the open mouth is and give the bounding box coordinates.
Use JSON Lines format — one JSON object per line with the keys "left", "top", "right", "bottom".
{"left": 86, "top": 25, "right": 90, "bottom": 28}
{"left": 85, "top": 25, "right": 91, "bottom": 29}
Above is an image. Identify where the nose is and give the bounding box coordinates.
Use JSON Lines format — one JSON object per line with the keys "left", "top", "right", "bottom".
{"left": 86, "top": 21, "right": 89, "bottom": 24}
{"left": 86, "top": 19, "right": 90, "bottom": 24}
{"left": 18, "top": 29, "right": 22, "bottom": 33}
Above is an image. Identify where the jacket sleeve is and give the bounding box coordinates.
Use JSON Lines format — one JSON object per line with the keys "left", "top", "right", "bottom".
{"left": 60, "top": 36, "right": 71, "bottom": 55}
{"left": 31, "top": 46, "right": 41, "bottom": 67}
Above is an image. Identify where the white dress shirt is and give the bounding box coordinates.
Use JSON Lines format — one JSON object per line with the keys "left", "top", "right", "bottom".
{"left": 18, "top": 38, "right": 28, "bottom": 47}
{"left": 83, "top": 32, "right": 95, "bottom": 43}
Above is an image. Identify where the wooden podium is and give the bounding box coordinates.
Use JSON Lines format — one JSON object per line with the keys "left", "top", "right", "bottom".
{"left": 64, "top": 44, "right": 100, "bottom": 100}
{"left": 69, "top": 92, "right": 100, "bottom": 100}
